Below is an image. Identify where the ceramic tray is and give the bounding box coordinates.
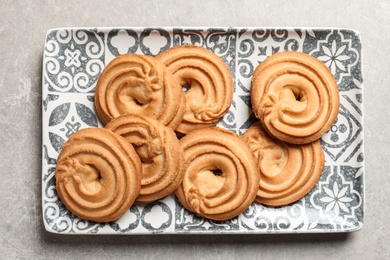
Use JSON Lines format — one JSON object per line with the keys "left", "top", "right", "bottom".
{"left": 42, "top": 27, "right": 364, "bottom": 234}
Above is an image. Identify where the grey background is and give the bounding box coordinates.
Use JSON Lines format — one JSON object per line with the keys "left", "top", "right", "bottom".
{"left": 0, "top": 0, "right": 388, "bottom": 259}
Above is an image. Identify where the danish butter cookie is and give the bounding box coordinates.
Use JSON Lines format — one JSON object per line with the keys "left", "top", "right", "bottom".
{"left": 105, "top": 114, "right": 185, "bottom": 203}
{"left": 176, "top": 127, "right": 260, "bottom": 221}
{"left": 242, "top": 122, "right": 324, "bottom": 206}
{"left": 94, "top": 53, "right": 185, "bottom": 129}
{"left": 157, "top": 45, "right": 234, "bottom": 134}
{"left": 251, "top": 51, "right": 340, "bottom": 144}
{"left": 55, "top": 128, "right": 142, "bottom": 222}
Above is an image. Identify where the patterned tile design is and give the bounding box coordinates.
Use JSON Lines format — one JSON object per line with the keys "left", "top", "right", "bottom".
{"left": 42, "top": 27, "right": 364, "bottom": 234}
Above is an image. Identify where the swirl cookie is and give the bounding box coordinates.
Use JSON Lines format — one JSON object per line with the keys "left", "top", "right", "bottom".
{"left": 242, "top": 122, "right": 324, "bottom": 206}
{"left": 94, "top": 53, "right": 186, "bottom": 129}
{"left": 105, "top": 114, "right": 185, "bottom": 203}
{"left": 251, "top": 51, "right": 340, "bottom": 144}
{"left": 55, "top": 128, "right": 142, "bottom": 222}
{"left": 157, "top": 45, "right": 234, "bottom": 134}
{"left": 176, "top": 127, "right": 260, "bottom": 221}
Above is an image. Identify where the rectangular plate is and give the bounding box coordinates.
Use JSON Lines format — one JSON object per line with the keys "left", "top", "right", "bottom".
{"left": 42, "top": 27, "right": 364, "bottom": 234}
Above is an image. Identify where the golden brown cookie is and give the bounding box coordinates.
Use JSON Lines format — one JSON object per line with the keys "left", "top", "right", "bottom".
{"left": 94, "top": 53, "right": 185, "bottom": 129}
{"left": 176, "top": 127, "right": 260, "bottom": 221}
{"left": 105, "top": 114, "right": 185, "bottom": 203}
{"left": 55, "top": 128, "right": 142, "bottom": 222}
{"left": 251, "top": 51, "right": 340, "bottom": 144}
{"left": 157, "top": 45, "right": 234, "bottom": 134}
{"left": 242, "top": 122, "right": 324, "bottom": 207}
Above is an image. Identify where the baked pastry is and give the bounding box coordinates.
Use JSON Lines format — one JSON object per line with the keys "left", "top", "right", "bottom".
{"left": 242, "top": 122, "right": 324, "bottom": 206}
{"left": 55, "top": 128, "right": 142, "bottom": 222}
{"left": 105, "top": 114, "right": 185, "bottom": 203}
{"left": 94, "top": 53, "right": 185, "bottom": 129}
{"left": 251, "top": 51, "right": 340, "bottom": 144}
{"left": 176, "top": 127, "right": 260, "bottom": 221}
{"left": 157, "top": 45, "right": 234, "bottom": 134}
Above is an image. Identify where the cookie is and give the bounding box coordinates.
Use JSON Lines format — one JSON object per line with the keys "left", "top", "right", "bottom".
{"left": 242, "top": 122, "right": 324, "bottom": 207}
{"left": 157, "top": 45, "right": 234, "bottom": 134}
{"left": 176, "top": 127, "right": 260, "bottom": 221}
{"left": 105, "top": 114, "right": 185, "bottom": 203}
{"left": 55, "top": 128, "right": 142, "bottom": 222}
{"left": 251, "top": 51, "right": 340, "bottom": 144}
{"left": 94, "top": 53, "right": 186, "bottom": 129}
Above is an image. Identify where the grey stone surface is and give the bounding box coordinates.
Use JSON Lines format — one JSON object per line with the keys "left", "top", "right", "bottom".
{"left": 0, "top": 0, "right": 389, "bottom": 259}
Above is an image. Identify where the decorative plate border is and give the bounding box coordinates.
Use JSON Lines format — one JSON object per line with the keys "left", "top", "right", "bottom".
{"left": 42, "top": 27, "right": 364, "bottom": 234}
